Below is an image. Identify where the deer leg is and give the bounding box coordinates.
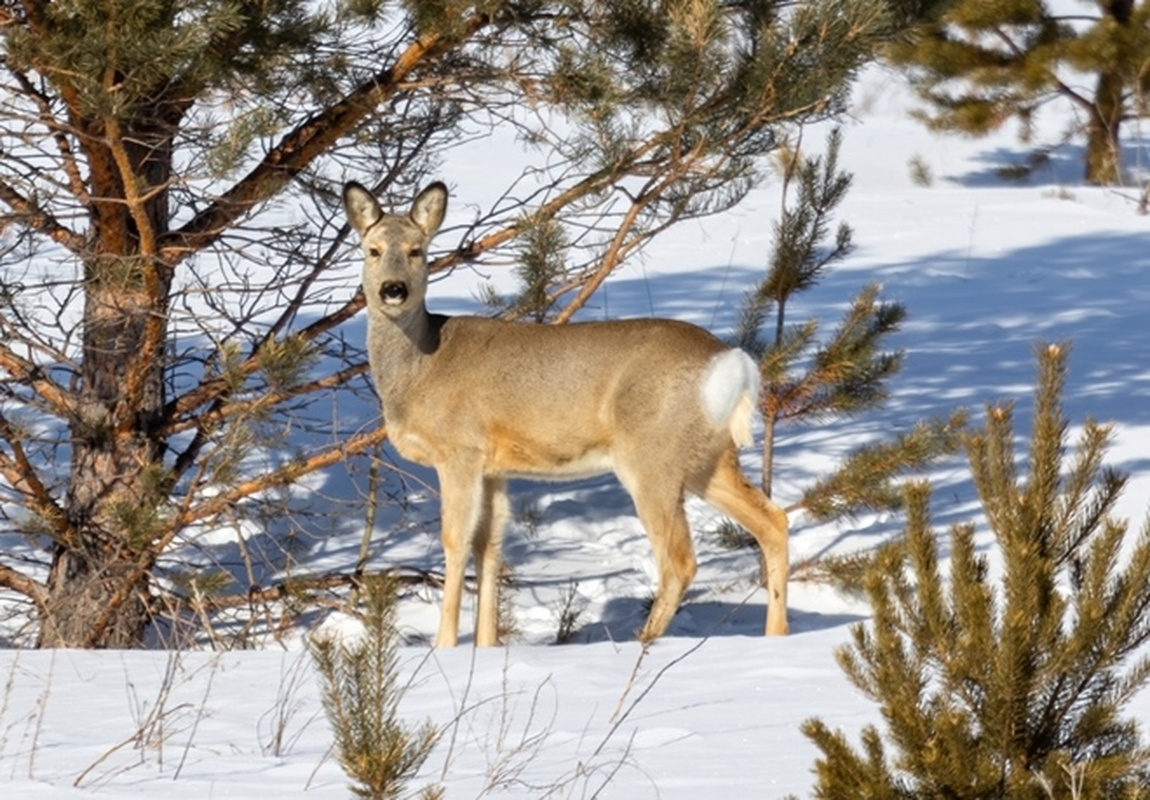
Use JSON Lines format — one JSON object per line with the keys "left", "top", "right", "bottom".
{"left": 698, "top": 447, "right": 789, "bottom": 635}
{"left": 435, "top": 461, "right": 484, "bottom": 648}
{"left": 472, "top": 477, "right": 508, "bottom": 647}
{"left": 621, "top": 471, "right": 697, "bottom": 643}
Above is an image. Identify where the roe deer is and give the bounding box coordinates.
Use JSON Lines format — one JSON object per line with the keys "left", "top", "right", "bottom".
{"left": 344, "top": 180, "right": 789, "bottom": 647}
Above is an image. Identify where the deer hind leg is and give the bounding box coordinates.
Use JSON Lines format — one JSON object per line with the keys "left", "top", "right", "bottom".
{"left": 619, "top": 469, "right": 697, "bottom": 643}
{"left": 434, "top": 460, "right": 485, "bottom": 648}
{"left": 472, "top": 477, "right": 508, "bottom": 647}
{"left": 697, "top": 447, "right": 790, "bottom": 635}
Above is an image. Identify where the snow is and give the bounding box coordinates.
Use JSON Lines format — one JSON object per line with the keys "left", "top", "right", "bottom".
{"left": 3, "top": 64, "right": 1150, "bottom": 798}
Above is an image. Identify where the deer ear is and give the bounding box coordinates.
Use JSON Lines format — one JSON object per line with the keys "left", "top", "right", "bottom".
{"left": 410, "top": 182, "right": 447, "bottom": 238}
{"left": 343, "top": 182, "right": 382, "bottom": 235}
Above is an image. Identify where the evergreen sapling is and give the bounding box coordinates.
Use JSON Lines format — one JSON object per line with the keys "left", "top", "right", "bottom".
{"left": 734, "top": 127, "right": 964, "bottom": 525}
{"left": 802, "top": 342, "right": 1150, "bottom": 799}
{"left": 310, "top": 575, "right": 442, "bottom": 800}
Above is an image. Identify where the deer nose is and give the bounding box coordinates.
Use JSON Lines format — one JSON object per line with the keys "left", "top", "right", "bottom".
{"left": 379, "top": 281, "right": 409, "bottom": 305}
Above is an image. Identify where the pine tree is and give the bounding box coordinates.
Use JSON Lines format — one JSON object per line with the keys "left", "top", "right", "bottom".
{"left": 735, "top": 128, "right": 964, "bottom": 516}
{"left": 884, "top": 1, "right": 1150, "bottom": 185}
{"left": 802, "top": 342, "right": 1150, "bottom": 799}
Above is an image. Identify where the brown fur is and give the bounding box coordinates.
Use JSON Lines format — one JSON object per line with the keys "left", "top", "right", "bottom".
{"left": 344, "top": 181, "right": 789, "bottom": 646}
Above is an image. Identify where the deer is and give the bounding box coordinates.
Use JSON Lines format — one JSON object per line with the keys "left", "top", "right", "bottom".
{"left": 343, "top": 180, "right": 789, "bottom": 647}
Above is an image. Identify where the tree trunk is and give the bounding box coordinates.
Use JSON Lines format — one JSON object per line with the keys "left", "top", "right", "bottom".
{"left": 1085, "top": 67, "right": 1124, "bottom": 185}
{"left": 1084, "top": 0, "right": 1131, "bottom": 186}
{"left": 40, "top": 540, "right": 152, "bottom": 648}
{"left": 38, "top": 274, "right": 171, "bottom": 648}
{"left": 38, "top": 112, "right": 175, "bottom": 648}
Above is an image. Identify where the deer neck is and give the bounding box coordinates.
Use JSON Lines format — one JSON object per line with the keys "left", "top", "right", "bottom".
{"left": 367, "top": 302, "right": 442, "bottom": 413}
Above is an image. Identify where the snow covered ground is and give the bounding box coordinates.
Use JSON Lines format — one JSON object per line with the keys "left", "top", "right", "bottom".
{"left": 3, "top": 64, "right": 1150, "bottom": 798}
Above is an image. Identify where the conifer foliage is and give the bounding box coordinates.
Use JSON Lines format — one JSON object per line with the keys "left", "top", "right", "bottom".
{"left": 884, "top": 1, "right": 1150, "bottom": 184}
{"left": 802, "top": 343, "right": 1150, "bottom": 799}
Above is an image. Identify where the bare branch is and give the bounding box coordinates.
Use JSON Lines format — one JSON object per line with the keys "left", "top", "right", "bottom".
{"left": 0, "top": 341, "right": 75, "bottom": 417}
{"left": 174, "top": 566, "right": 446, "bottom": 613}
{"left": 167, "top": 362, "right": 369, "bottom": 441}
{"left": 0, "top": 562, "right": 47, "bottom": 608}
{"left": 0, "top": 178, "right": 85, "bottom": 253}
{"left": 6, "top": 65, "right": 89, "bottom": 201}
{"left": 0, "top": 413, "right": 70, "bottom": 542}
{"left": 164, "top": 290, "right": 367, "bottom": 423}
{"left": 176, "top": 425, "right": 389, "bottom": 528}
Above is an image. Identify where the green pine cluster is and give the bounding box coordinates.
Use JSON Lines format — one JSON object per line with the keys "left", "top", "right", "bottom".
{"left": 310, "top": 576, "right": 442, "bottom": 800}
{"left": 481, "top": 211, "right": 570, "bottom": 321}
{"left": 799, "top": 413, "right": 967, "bottom": 522}
{"left": 885, "top": 0, "right": 1150, "bottom": 184}
{"left": 3, "top": 0, "right": 325, "bottom": 120}
{"left": 802, "top": 343, "right": 1150, "bottom": 799}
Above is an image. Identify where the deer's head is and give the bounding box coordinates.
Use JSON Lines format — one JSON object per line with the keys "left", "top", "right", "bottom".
{"left": 343, "top": 181, "right": 447, "bottom": 318}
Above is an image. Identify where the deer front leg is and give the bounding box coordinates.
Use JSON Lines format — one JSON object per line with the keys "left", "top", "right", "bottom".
{"left": 472, "top": 477, "right": 509, "bottom": 647}
{"left": 435, "top": 461, "right": 485, "bottom": 648}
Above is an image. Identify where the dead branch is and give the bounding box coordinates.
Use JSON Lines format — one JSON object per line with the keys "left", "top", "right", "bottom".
{"left": 0, "top": 178, "right": 85, "bottom": 253}
{"left": 0, "top": 342, "right": 74, "bottom": 418}
{"left": 0, "top": 413, "right": 70, "bottom": 543}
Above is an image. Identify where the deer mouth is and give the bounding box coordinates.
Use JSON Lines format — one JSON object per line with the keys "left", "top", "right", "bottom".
{"left": 379, "top": 281, "right": 409, "bottom": 305}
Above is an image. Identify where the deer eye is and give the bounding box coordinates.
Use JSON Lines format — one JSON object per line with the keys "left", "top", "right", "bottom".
{"left": 368, "top": 247, "right": 381, "bottom": 258}
{"left": 408, "top": 246, "right": 423, "bottom": 259}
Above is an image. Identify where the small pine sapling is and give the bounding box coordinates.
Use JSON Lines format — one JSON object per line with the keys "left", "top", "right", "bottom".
{"left": 310, "top": 575, "right": 441, "bottom": 800}
{"left": 736, "top": 127, "right": 963, "bottom": 522}
{"left": 802, "top": 342, "right": 1150, "bottom": 799}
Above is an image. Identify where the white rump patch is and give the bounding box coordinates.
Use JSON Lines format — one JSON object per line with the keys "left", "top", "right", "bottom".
{"left": 699, "top": 349, "right": 759, "bottom": 447}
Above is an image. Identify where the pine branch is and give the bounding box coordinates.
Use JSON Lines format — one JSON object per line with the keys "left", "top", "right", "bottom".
{"left": 761, "top": 128, "right": 854, "bottom": 308}
{"left": 804, "top": 341, "right": 1150, "bottom": 796}
{"left": 553, "top": 178, "right": 659, "bottom": 323}
{"left": 158, "top": 16, "right": 493, "bottom": 265}
{"left": 792, "top": 412, "right": 966, "bottom": 521}
{"left": 786, "top": 285, "right": 906, "bottom": 422}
